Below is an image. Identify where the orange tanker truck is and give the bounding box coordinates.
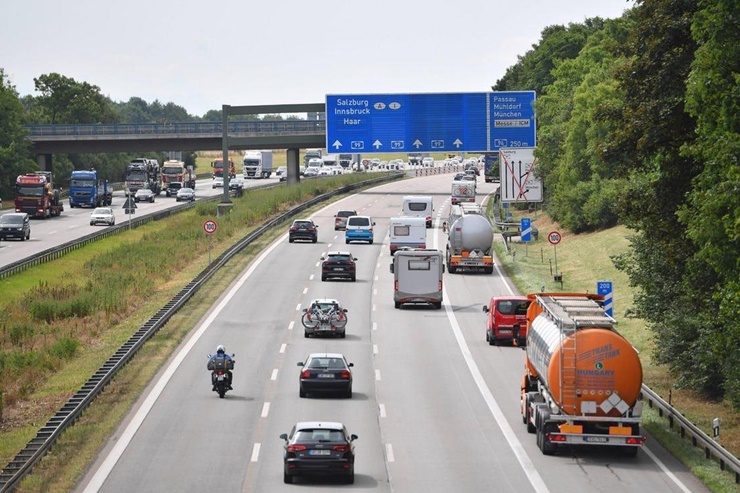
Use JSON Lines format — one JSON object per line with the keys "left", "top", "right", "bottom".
{"left": 520, "top": 293, "right": 645, "bottom": 456}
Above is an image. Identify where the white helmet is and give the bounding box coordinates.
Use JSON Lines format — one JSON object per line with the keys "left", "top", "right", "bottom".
{"left": 216, "top": 345, "right": 225, "bottom": 354}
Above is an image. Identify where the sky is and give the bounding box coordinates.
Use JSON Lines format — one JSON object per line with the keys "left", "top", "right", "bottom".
{"left": 1, "top": 0, "right": 634, "bottom": 118}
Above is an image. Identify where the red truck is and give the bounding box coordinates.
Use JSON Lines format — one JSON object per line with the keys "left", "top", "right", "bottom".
{"left": 482, "top": 296, "right": 531, "bottom": 346}
{"left": 14, "top": 172, "right": 64, "bottom": 218}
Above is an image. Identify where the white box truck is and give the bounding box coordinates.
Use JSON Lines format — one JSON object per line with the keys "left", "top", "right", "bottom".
{"left": 389, "top": 217, "right": 427, "bottom": 255}
{"left": 390, "top": 249, "right": 444, "bottom": 309}
{"left": 402, "top": 195, "right": 434, "bottom": 228}
{"left": 243, "top": 150, "right": 273, "bottom": 179}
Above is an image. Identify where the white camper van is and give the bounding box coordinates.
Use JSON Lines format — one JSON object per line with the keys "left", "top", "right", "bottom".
{"left": 402, "top": 195, "right": 434, "bottom": 228}
{"left": 389, "top": 217, "right": 427, "bottom": 255}
{"left": 390, "top": 249, "right": 444, "bottom": 309}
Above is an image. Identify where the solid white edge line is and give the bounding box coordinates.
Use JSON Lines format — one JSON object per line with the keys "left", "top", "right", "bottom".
{"left": 261, "top": 403, "right": 270, "bottom": 418}
{"left": 83, "top": 232, "right": 289, "bottom": 493}
{"left": 641, "top": 445, "right": 693, "bottom": 493}
{"left": 250, "top": 443, "right": 261, "bottom": 462}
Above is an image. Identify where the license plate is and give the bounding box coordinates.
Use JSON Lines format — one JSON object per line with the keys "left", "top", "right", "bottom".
{"left": 333, "top": 267, "right": 344, "bottom": 271}
{"left": 217, "top": 375, "right": 225, "bottom": 381}
{"left": 498, "top": 329, "right": 512, "bottom": 334}
{"left": 584, "top": 436, "right": 608, "bottom": 443}
{"left": 309, "top": 449, "right": 331, "bottom": 455}
{"left": 318, "top": 374, "right": 335, "bottom": 378}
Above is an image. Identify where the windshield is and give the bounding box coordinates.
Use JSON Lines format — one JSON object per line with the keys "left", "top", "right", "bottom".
{"left": 327, "top": 254, "right": 352, "bottom": 262}
{"left": 14, "top": 185, "right": 45, "bottom": 196}
{"left": 294, "top": 429, "right": 345, "bottom": 443}
{"left": 162, "top": 167, "right": 183, "bottom": 175}
{"left": 0, "top": 215, "right": 24, "bottom": 225}
{"left": 93, "top": 208, "right": 111, "bottom": 215}
{"left": 243, "top": 159, "right": 259, "bottom": 166}
{"left": 126, "top": 171, "right": 147, "bottom": 181}
{"left": 348, "top": 217, "right": 370, "bottom": 226}
{"left": 70, "top": 179, "right": 95, "bottom": 187}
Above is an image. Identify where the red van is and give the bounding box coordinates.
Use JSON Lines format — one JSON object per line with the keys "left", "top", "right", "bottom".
{"left": 482, "top": 296, "right": 531, "bottom": 346}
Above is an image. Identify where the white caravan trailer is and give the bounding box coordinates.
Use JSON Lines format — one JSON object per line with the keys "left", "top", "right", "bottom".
{"left": 389, "top": 217, "right": 427, "bottom": 255}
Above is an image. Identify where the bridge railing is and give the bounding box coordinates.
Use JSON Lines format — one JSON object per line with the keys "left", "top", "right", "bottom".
{"left": 26, "top": 120, "right": 326, "bottom": 137}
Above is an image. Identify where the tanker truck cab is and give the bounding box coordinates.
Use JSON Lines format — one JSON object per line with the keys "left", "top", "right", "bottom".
{"left": 389, "top": 249, "right": 444, "bottom": 309}
{"left": 402, "top": 195, "right": 433, "bottom": 228}
{"left": 482, "top": 296, "right": 530, "bottom": 346}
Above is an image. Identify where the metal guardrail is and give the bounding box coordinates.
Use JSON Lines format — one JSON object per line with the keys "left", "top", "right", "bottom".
{"left": 0, "top": 173, "right": 402, "bottom": 492}
{"left": 641, "top": 385, "right": 740, "bottom": 483}
{"left": 25, "top": 120, "right": 326, "bottom": 138}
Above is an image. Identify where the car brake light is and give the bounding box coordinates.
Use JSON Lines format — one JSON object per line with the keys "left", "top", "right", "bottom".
{"left": 332, "top": 444, "right": 350, "bottom": 452}
{"left": 394, "top": 280, "right": 398, "bottom": 292}
{"left": 287, "top": 444, "right": 307, "bottom": 452}
{"left": 548, "top": 433, "right": 567, "bottom": 442}
{"left": 300, "top": 370, "right": 311, "bottom": 378}
{"left": 438, "top": 280, "right": 443, "bottom": 292}
{"left": 290, "top": 227, "right": 297, "bottom": 231}
{"left": 340, "top": 371, "right": 351, "bottom": 379}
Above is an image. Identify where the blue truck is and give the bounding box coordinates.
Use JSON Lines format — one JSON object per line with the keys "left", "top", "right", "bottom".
{"left": 69, "top": 169, "right": 113, "bottom": 208}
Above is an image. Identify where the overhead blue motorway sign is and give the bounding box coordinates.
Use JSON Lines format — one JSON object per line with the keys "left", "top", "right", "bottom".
{"left": 325, "top": 91, "right": 535, "bottom": 153}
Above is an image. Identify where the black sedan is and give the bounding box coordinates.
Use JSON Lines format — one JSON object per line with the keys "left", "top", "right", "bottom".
{"left": 298, "top": 353, "right": 353, "bottom": 398}
{"left": 289, "top": 219, "right": 318, "bottom": 243}
{"left": 320, "top": 251, "right": 357, "bottom": 281}
{"left": 280, "top": 421, "right": 358, "bottom": 484}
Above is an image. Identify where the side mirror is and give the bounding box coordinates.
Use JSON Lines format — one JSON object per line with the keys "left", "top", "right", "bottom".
{"left": 297, "top": 362, "right": 304, "bottom": 367}
{"left": 348, "top": 363, "right": 354, "bottom": 367}
{"left": 442, "top": 264, "right": 446, "bottom": 273}
{"left": 482, "top": 306, "right": 489, "bottom": 313}
{"left": 302, "top": 308, "right": 308, "bottom": 313}
{"left": 320, "top": 256, "right": 325, "bottom": 260}
{"left": 350, "top": 434, "right": 358, "bottom": 441}
{"left": 353, "top": 257, "right": 358, "bottom": 261}
{"left": 372, "top": 222, "right": 376, "bottom": 226}
{"left": 389, "top": 264, "right": 394, "bottom": 274}
{"left": 343, "top": 309, "right": 348, "bottom": 313}
{"left": 280, "top": 433, "right": 288, "bottom": 441}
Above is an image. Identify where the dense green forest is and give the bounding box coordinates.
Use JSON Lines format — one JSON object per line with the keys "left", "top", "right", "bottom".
{"left": 1, "top": 0, "right": 738, "bottom": 407}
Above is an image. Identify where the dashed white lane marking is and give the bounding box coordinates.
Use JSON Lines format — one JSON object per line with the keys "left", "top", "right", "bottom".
{"left": 372, "top": 304, "right": 377, "bottom": 311}
{"left": 271, "top": 369, "right": 279, "bottom": 380}
{"left": 295, "top": 304, "right": 301, "bottom": 311}
{"left": 373, "top": 288, "right": 377, "bottom": 295}
{"left": 379, "top": 403, "right": 386, "bottom": 418}
{"left": 261, "top": 403, "right": 270, "bottom": 418}
{"left": 315, "top": 261, "right": 320, "bottom": 267}
{"left": 309, "top": 274, "right": 314, "bottom": 280}
{"left": 302, "top": 287, "right": 308, "bottom": 294}
{"left": 279, "top": 344, "right": 286, "bottom": 354}
{"left": 372, "top": 322, "right": 377, "bottom": 331}
{"left": 376, "top": 262, "right": 381, "bottom": 268}
{"left": 374, "top": 275, "right": 379, "bottom": 281}
{"left": 251, "top": 443, "right": 261, "bottom": 462}
{"left": 386, "top": 444, "right": 395, "bottom": 462}
{"left": 288, "top": 321, "right": 294, "bottom": 331}
{"left": 375, "top": 370, "right": 381, "bottom": 381}
{"left": 373, "top": 344, "right": 378, "bottom": 354}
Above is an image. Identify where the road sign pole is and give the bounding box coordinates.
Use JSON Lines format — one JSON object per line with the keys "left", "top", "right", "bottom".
{"left": 208, "top": 234, "right": 211, "bottom": 265}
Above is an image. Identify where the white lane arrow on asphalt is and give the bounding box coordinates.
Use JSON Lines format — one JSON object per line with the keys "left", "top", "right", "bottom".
{"left": 413, "top": 139, "right": 423, "bottom": 149}
{"left": 453, "top": 139, "right": 463, "bottom": 148}
{"left": 332, "top": 140, "right": 342, "bottom": 149}
{"left": 373, "top": 140, "right": 383, "bottom": 149}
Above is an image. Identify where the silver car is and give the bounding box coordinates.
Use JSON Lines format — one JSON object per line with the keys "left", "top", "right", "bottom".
{"left": 90, "top": 207, "right": 115, "bottom": 226}
{"left": 176, "top": 187, "right": 196, "bottom": 202}
{"left": 134, "top": 188, "right": 155, "bottom": 203}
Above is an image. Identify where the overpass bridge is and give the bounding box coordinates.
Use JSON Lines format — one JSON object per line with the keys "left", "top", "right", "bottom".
{"left": 25, "top": 103, "right": 328, "bottom": 178}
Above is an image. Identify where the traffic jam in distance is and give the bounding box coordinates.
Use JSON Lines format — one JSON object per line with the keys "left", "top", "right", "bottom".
{"left": 274, "top": 152, "right": 645, "bottom": 485}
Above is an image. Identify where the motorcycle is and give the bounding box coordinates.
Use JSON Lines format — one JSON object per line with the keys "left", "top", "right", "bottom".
{"left": 208, "top": 353, "right": 235, "bottom": 398}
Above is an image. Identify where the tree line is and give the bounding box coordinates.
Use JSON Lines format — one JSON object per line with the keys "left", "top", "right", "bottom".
{"left": 1, "top": 0, "right": 737, "bottom": 407}
{"left": 495, "top": 0, "right": 738, "bottom": 408}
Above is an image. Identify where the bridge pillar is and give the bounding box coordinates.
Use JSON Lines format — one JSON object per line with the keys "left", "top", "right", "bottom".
{"left": 286, "top": 148, "right": 300, "bottom": 185}
{"left": 36, "top": 154, "right": 53, "bottom": 172}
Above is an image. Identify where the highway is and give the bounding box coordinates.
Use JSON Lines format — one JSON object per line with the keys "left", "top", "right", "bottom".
{"left": 0, "top": 175, "right": 277, "bottom": 269}
{"left": 69, "top": 173, "right": 709, "bottom": 492}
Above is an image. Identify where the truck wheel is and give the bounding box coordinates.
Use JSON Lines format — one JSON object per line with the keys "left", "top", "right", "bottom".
{"left": 448, "top": 264, "right": 457, "bottom": 274}
{"left": 434, "top": 302, "right": 442, "bottom": 309}
{"left": 394, "top": 302, "right": 401, "bottom": 309}
{"left": 304, "top": 331, "right": 310, "bottom": 338}
{"left": 488, "top": 331, "right": 496, "bottom": 346}
{"left": 485, "top": 266, "right": 494, "bottom": 274}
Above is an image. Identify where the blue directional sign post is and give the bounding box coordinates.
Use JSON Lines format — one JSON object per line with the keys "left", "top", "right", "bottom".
{"left": 521, "top": 217, "right": 532, "bottom": 242}
{"left": 325, "top": 91, "right": 536, "bottom": 153}
{"left": 597, "top": 280, "right": 614, "bottom": 317}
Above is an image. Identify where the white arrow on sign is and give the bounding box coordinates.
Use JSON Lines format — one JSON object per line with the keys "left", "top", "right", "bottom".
{"left": 453, "top": 139, "right": 463, "bottom": 148}
{"left": 373, "top": 140, "right": 383, "bottom": 149}
{"left": 332, "top": 140, "right": 342, "bottom": 149}
{"left": 413, "top": 139, "right": 423, "bottom": 149}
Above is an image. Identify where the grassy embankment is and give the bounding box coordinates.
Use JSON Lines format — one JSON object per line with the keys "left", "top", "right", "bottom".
{"left": 0, "top": 172, "right": 377, "bottom": 492}
{"left": 494, "top": 208, "right": 739, "bottom": 492}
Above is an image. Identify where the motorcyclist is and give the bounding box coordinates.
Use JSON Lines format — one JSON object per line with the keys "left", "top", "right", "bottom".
{"left": 207, "top": 345, "right": 234, "bottom": 391}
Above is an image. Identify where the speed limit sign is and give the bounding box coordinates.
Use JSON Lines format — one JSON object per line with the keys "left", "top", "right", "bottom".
{"left": 548, "top": 230, "right": 562, "bottom": 245}
{"left": 203, "top": 219, "right": 218, "bottom": 235}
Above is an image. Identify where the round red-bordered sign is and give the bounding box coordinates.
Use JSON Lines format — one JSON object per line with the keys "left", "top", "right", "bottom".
{"left": 548, "top": 231, "right": 562, "bottom": 245}
{"left": 203, "top": 219, "right": 218, "bottom": 235}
